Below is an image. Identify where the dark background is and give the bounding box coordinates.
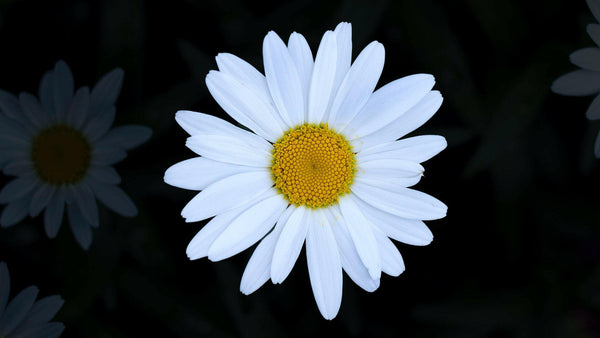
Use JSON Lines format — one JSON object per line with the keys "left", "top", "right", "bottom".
{"left": 0, "top": 0, "right": 599, "bottom": 336}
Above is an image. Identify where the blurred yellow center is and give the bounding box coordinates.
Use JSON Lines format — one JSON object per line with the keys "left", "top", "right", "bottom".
{"left": 270, "top": 123, "right": 356, "bottom": 208}
{"left": 31, "top": 125, "right": 91, "bottom": 185}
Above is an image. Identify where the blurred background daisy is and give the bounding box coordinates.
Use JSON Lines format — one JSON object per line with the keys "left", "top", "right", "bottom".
{"left": 0, "top": 61, "right": 152, "bottom": 250}
{"left": 0, "top": 262, "right": 64, "bottom": 338}
{"left": 0, "top": 0, "right": 598, "bottom": 337}
{"left": 552, "top": 0, "right": 600, "bottom": 157}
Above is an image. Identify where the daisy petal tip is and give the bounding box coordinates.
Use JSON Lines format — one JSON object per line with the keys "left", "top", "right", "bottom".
{"left": 368, "top": 267, "right": 382, "bottom": 280}
{"left": 550, "top": 80, "right": 566, "bottom": 95}
{"left": 108, "top": 67, "right": 125, "bottom": 81}
{"left": 418, "top": 73, "right": 436, "bottom": 85}
{"left": 214, "top": 52, "right": 230, "bottom": 64}
{"left": 240, "top": 282, "right": 258, "bottom": 296}
{"left": 207, "top": 252, "right": 225, "bottom": 263}
{"left": 264, "top": 31, "right": 285, "bottom": 46}
{"left": 205, "top": 70, "right": 220, "bottom": 82}
{"left": 174, "top": 109, "right": 196, "bottom": 124}
{"left": 438, "top": 136, "right": 448, "bottom": 151}
{"left": 54, "top": 59, "right": 70, "bottom": 71}
{"left": 140, "top": 126, "right": 153, "bottom": 140}
{"left": 334, "top": 21, "right": 352, "bottom": 32}
{"left": 185, "top": 251, "right": 200, "bottom": 261}
{"left": 320, "top": 308, "right": 339, "bottom": 320}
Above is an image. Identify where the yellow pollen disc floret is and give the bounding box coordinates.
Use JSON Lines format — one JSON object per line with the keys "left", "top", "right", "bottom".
{"left": 270, "top": 123, "right": 356, "bottom": 209}
{"left": 31, "top": 125, "right": 92, "bottom": 185}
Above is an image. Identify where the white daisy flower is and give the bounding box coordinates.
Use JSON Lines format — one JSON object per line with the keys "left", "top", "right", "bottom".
{"left": 165, "top": 22, "right": 447, "bottom": 319}
{"left": 552, "top": 0, "right": 600, "bottom": 157}
{"left": 0, "top": 61, "right": 152, "bottom": 250}
{"left": 0, "top": 262, "right": 64, "bottom": 338}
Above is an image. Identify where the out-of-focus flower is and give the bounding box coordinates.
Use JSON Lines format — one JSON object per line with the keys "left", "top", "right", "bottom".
{"left": 552, "top": 0, "right": 600, "bottom": 157}
{"left": 0, "top": 262, "right": 64, "bottom": 337}
{"left": 165, "top": 22, "right": 446, "bottom": 319}
{"left": 0, "top": 61, "right": 152, "bottom": 249}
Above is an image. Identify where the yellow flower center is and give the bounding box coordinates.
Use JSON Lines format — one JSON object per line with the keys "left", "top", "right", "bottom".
{"left": 31, "top": 125, "right": 91, "bottom": 185}
{"left": 270, "top": 123, "right": 356, "bottom": 209}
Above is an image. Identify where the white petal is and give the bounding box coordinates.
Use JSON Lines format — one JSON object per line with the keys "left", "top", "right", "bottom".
{"left": 570, "top": 47, "right": 600, "bottom": 71}
{"left": 357, "top": 159, "right": 424, "bottom": 178}
{"left": 345, "top": 74, "right": 435, "bottom": 138}
{"left": 2, "top": 198, "right": 35, "bottom": 228}
{"left": 82, "top": 105, "right": 115, "bottom": 142}
{"left": 327, "top": 209, "right": 379, "bottom": 292}
{"left": 372, "top": 228, "right": 405, "bottom": 277}
{"left": 205, "top": 71, "right": 285, "bottom": 142}
{"left": 208, "top": 192, "right": 287, "bottom": 261}
{"left": 0, "top": 262, "right": 9, "bottom": 318}
{"left": 353, "top": 196, "right": 433, "bottom": 246}
{"left": 271, "top": 206, "right": 309, "bottom": 284}
{"left": 29, "top": 184, "right": 56, "bottom": 217}
{"left": 263, "top": 31, "right": 305, "bottom": 126}
{"left": 186, "top": 133, "right": 271, "bottom": 167}
{"left": 355, "top": 159, "right": 424, "bottom": 189}
{"left": 358, "top": 135, "right": 447, "bottom": 163}
{"left": 89, "top": 181, "right": 137, "bottom": 217}
{"left": 587, "top": 24, "right": 600, "bottom": 47}
{"left": 73, "top": 183, "right": 99, "bottom": 228}
{"left": 164, "top": 157, "right": 256, "bottom": 191}
{"left": 338, "top": 195, "right": 381, "bottom": 279}
{"left": 240, "top": 230, "right": 278, "bottom": 295}
{"left": 97, "top": 125, "right": 152, "bottom": 150}
{"left": 180, "top": 170, "right": 272, "bottom": 222}
{"left": 19, "top": 92, "right": 47, "bottom": 129}
{"left": 551, "top": 69, "right": 600, "bottom": 96}
{"left": 52, "top": 61, "right": 74, "bottom": 119}
{"left": 87, "top": 166, "right": 121, "bottom": 185}
{"left": 0, "top": 176, "right": 38, "bottom": 204}
{"left": 67, "top": 203, "right": 92, "bottom": 250}
{"left": 355, "top": 175, "right": 422, "bottom": 191}
{"left": 332, "top": 22, "right": 352, "bottom": 96}
{"left": 0, "top": 286, "right": 38, "bottom": 336}
{"left": 15, "top": 295, "right": 63, "bottom": 329}
{"left": 44, "top": 188, "right": 65, "bottom": 238}
{"left": 306, "top": 212, "right": 342, "bottom": 320}
{"left": 240, "top": 206, "right": 293, "bottom": 295}
{"left": 355, "top": 91, "right": 443, "bottom": 151}
{"left": 307, "top": 31, "right": 337, "bottom": 123}
{"left": 288, "top": 32, "right": 314, "bottom": 113}
{"left": 352, "top": 181, "right": 447, "bottom": 220}
{"left": 90, "top": 68, "right": 124, "bottom": 117}
{"left": 328, "top": 41, "right": 385, "bottom": 128}
{"left": 176, "top": 110, "right": 250, "bottom": 137}
{"left": 66, "top": 86, "right": 90, "bottom": 129}
{"left": 215, "top": 53, "right": 274, "bottom": 108}
{"left": 90, "top": 144, "right": 127, "bottom": 166}
{"left": 186, "top": 198, "right": 261, "bottom": 260}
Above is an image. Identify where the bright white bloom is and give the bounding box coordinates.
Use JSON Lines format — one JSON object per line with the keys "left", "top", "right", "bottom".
{"left": 552, "top": 0, "right": 600, "bottom": 157}
{"left": 165, "top": 22, "right": 447, "bottom": 319}
{"left": 0, "top": 61, "right": 152, "bottom": 250}
{"left": 0, "top": 262, "right": 64, "bottom": 338}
